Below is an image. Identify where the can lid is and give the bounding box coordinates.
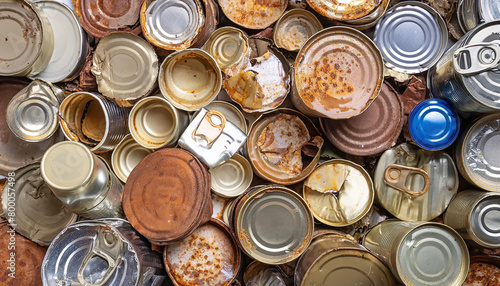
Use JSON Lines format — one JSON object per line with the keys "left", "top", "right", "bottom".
{"left": 307, "top": 0, "right": 380, "bottom": 21}
{"left": 409, "top": 98, "right": 460, "bottom": 150}
{"left": 273, "top": 9, "right": 323, "bottom": 52}
{"left": 218, "top": 0, "right": 287, "bottom": 29}
{"left": 206, "top": 101, "right": 247, "bottom": 133}
{"left": 111, "top": 135, "right": 153, "bottom": 183}
{"left": 374, "top": 1, "right": 448, "bottom": 74}
{"left": 209, "top": 154, "right": 253, "bottom": 198}
{"left": 203, "top": 27, "right": 249, "bottom": 70}
{"left": 480, "top": 0, "right": 500, "bottom": 22}
{"left": 471, "top": 195, "right": 500, "bottom": 247}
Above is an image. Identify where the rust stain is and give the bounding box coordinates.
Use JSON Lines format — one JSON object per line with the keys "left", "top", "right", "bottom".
{"left": 464, "top": 262, "right": 500, "bottom": 286}
{"left": 218, "top": 0, "right": 287, "bottom": 29}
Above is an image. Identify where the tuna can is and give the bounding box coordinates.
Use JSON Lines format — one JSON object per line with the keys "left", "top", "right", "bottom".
{"left": 233, "top": 185, "right": 314, "bottom": 265}
{"left": 218, "top": 0, "right": 287, "bottom": 29}
{"left": 128, "top": 96, "right": 189, "bottom": 149}
{"left": 91, "top": 32, "right": 158, "bottom": 107}
{"left": 164, "top": 219, "right": 241, "bottom": 286}
{"left": 428, "top": 21, "right": 500, "bottom": 114}
{"left": 206, "top": 101, "right": 248, "bottom": 134}
{"left": 293, "top": 26, "right": 383, "bottom": 119}
{"left": 319, "top": 82, "right": 403, "bottom": 156}
{"left": 444, "top": 190, "right": 500, "bottom": 248}
{"left": 74, "top": 0, "right": 142, "bottom": 38}
{"left": 159, "top": 49, "right": 222, "bottom": 111}
{"left": 32, "top": 0, "right": 89, "bottom": 83}
{"left": 42, "top": 218, "right": 167, "bottom": 286}
{"left": 0, "top": 0, "right": 54, "bottom": 77}
{"left": 295, "top": 232, "right": 396, "bottom": 286}
{"left": 209, "top": 154, "right": 253, "bottom": 198}
{"left": 203, "top": 27, "right": 250, "bottom": 75}
{"left": 363, "top": 220, "right": 469, "bottom": 286}
{"left": 306, "top": 0, "right": 381, "bottom": 22}
{"left": 303, "top": 159, "right": 374, "bottom": 227}
{"left": 111, "top": 135, "right": 153, "bottom": 183}
{"left": 41, "top": 141, "right": 125, "bottom": 219}
{"left": 374, "top": 143, "right": 459, "bottom": 221}
{"left": 1, "top": 163, "right": 77, "bottom": 246}
{"left": 59, "top": 92, "right": 130, "bottom": 152}
{"left": 455, "top": 113, "right": 500, "bottom": 192}
{"left": 273, "top": 9, "right": 323, "bottom": 52}
{"left": 123, "top": 148, "right": 212, "bottom": 245}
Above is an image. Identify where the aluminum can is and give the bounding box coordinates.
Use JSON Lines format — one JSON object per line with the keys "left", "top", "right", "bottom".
{"left": 363, "top": 220, "right": 470, "bottom": 286}
{"left": 128, "top": 96, "right": 189, "bottom": 149}
{"left": 59, "top": 92, "right": 130, "bottom": 152}
{"left": 164, "top": 219, "right": 241, "bottom": 286}
{"left": 41, "top": 141, "right": 125, "bottom": 219}
{"left": 374, "top": 143, "right": 459, "bottom": 221}
{"left": 111, "top": 135, "right": 153, "bottom": 183}
{"left": 303, "top": 159, "right": 374, "bottom": 227}
{"left": 273, "top": 9, "right": 323, "bottom": 52}
{"left": 0, "top": 0, "right": 54, "bottom": 77}
{"left": 429, "top": 21, "right": 500, "bottom": 114}
{"left": 455, "top": 113, "right": 500, "bottom": 192}
{"left": 218, "top": 0, "right": 287, "bottom": 29}
{"left": 42, "top": 218, "right": 166, "bottom": 286}
{"left": 307, "top": 0, "right": 381, "bottom": 22}
{"left": 293, "top": 27, "right": 383, "bottom": 119}
{"left": 206, "top": 101, "right": 248, "bottom": 134}
{"left": 209, "top": 154, "right": 253, "bottom": 198}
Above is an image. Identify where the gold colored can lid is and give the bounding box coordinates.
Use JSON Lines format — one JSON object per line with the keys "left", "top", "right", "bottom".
{"left": 209, "top": 154, "right": 253, "bottom": 198}
{"left": 111, "top": 135, "right": 153, "bottom": 183}
{"left": 273, "top": 9, "right": 323, "bottom": 52}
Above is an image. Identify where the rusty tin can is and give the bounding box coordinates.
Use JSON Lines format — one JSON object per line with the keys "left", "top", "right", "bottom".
{"left": 455, "top": 113, "right": 500, "bottom": 192}
{"left": 111, "top": 135, "right": 153, "bottom": 183}
{"left": 203, "top": 27, "right": 251, "bottom": 74}
{"left": 293, "top": 27, "right": 384, "bottom": 119}
{"left": 307, "top": 0, "right": 381, "bottom": 22}
{"left": 209, "top": 153, "right": 253, "bottom": 198}
{"left": 59, "top": 92, "right": 130, "bottom": 152}
{"left": 42, "top": 218, "right": 167, "bottom": 286}
{"left": 128, "top": 95, "right": 190, "bottom": 149}
{"left": 374, "top": 143, "right": 459, "bottom": 221}
{"left": 218, "top": 0, "right": 287, "bottom": 29}
{"left": 465, "top": 255, "right": 500, "bottom": 285}
{"left": 363, "top": 220, "right": 469, "bottom": 286}
{"left": 164, "top": 219, "right": 241, "bottom": 286}
{"left": 206, "top": 101, "right": 248, "bottom": 134}
{"left": 444, "top": 190, "right": 500, "bottom": 248}
{"left": 273, "top": 9, "right": 323, "bottom": 52}
{"left": 41, "top": 141, "right": 125, "bottom": 219}
{"left": 303, "top": 159, "right": 374, "bottom": 227}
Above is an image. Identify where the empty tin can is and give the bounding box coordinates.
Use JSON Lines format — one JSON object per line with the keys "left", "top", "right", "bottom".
{"left": 111, "top": 135, "right": 153, "bottom": 183}
{"left": 218, "top": 0, "right": 287, "bottom": 29}
{"left": 59, "top": 92, "right": 130, "bottom": 152}
{"left": 206, "top": 101, "right": 248, "bottom": 134}
{"left": 363, "top": 220, "right": 470, "bottom": 286}
{"left": 293, "top": 26, "right": 383, "bottom": 119}
{"left": 203, "top": 27, "right": 250, "bottom": 75}
{"left": 273, "top": 9, "right": 323, "bottom": 52}
{"left": 129, "top": 96, "right": 189, "bottom": 149}
{"left": 42, "top": 218, "right": 166, "bottom": 286}
{"left": 465, "top": 256, "right": 500, "bottom": 286}
{"left": 41, "top": 141, "right": 125, "bottom": 219}
{"left": 374, "top": 143, "right": 459, "bottom": 221}
{"left": 209, "top": 154, "right": 253, "bottom": 198}
{"left": 303, "top": 159, "right": 374, "bottom": 227}
{"left": 455, "top": 113, "right": 500, "bottom": 192}
{"left": 307, "top": 0, "right": 381, "bottom": 22}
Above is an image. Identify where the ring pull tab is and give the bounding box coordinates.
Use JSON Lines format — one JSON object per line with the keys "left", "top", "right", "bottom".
{"left": 384, "top": 164, "right": 430, "bottom": 197}
{"left": 77, "top": 229, "right": 123, "bottom": 286}
{"left": 453, "top": 41, "right": 500, "bottom": 76}
{"left": 194, "top": 110, "right": 226, "bottom": 145}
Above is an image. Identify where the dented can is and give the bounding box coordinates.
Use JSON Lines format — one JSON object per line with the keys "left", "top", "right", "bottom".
{"left": 206, "top": 101, "right": 248, "bottom": 134}
{"left": 273, "top": 9, "right": 323, "bottom": 52}
{"left": 209, "top": 153, "right": 253, "bottom": 198}
{"left": 218, "top": 0, "right": 287, "bottom": 29}
{"left": 111, "top": 135, "right": 153, "bottom": 183}
{"left": 203, "top": 27, "right": 250, "bottom": 74}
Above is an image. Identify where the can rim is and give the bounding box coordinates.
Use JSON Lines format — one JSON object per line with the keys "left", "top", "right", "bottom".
{"left": 272, "top": 9, "right": 323, "bottom": 52}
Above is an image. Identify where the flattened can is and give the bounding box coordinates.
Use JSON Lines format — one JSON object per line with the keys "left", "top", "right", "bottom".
{"left": 111, "top": 135, "right": 153, "bottom": 183}
{"left": 218, "top": 0, "right": 287, "bottom": 29}
{"left": 306, "top": 0, "right": 381, "bottom": 22}
{"left": 203, "top": 27, "right": 250, "bottom": 75}
{"left": 363, "top": 220, "right": 469, "bottom": 286}
{"left": 273, "top": 9, "right": 323, "bottom": 52}
{"left": 209, "top": 154, "right": 253, "bottom": 198}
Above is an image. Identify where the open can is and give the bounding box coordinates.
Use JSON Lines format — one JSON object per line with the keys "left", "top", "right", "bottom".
{"left": 217, "top": 0, "right": 287, "bottom": 29}
{"left": 273, "top": 9, "right": 323, "bottom": 52}
{"left": 111, "top": 135, "right": 153, "bottom": 183}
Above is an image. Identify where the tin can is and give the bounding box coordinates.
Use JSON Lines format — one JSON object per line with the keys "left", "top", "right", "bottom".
{"left": 457, "top": 0, "right": 480, "bottom": 33}
{"left": 303, "top": 159, "right": 374, "bottom": 227}
{"left": 41, "top": 141, "right": 125, "bottom": 219}
{"left": 206, "top": 101, "right": 248, "bottom": 134}
{"left": 111, "top": 135, "right": 153, "bottom": 183}
{"left": 243, "top": 261, "right": 288, "bottom": 286}
{"left": 42, "top": 218, "right": 167, "bottom": 286}
{"left": 91, "top": 32, "right": 158, "bottom": 107}
{"left": 363, "top": 220, "right": 469, "bottom": 286}
{"left": 128, "top": 96, "right": 189, "bottom": 149}
{"left": 159, "top": 49, "right": 222, "bottom": 111}
{"left": 233, "top": 185, "right": 314, "bottom": 265}
{"left": 374, "top": 143, "right": 459, "bottom": 221}
{"left": 209, "top": 154, "right": 253, "bottom": 198}
{"left": 59, "top": 92, "right": 130, "bottom": 152}
{"left": 0, "top": 0, "right": 54, "bottom": 77}
{"left": 222, "top": 198, "right": 236, "bottom": 226}
{"left": 429, "top": 21, "right": 500, "bottom": 114}
{"left": 295, "top": 232, "right": 396, "bottom": 286}
{"left": 218, "top": 0, "right": 287, "bottom": 29}
{"left": 444, "top": 190, "right": 500, "bottom": 248}
{"left": 306, "top": 0, "right": 381, "bottom": 22}
{"left": 273, "top": 9, "right": 323, "bottom": 52}
{"left": 478, "top": 0, "right": 500, "bottom": 23}
{"left": 293, "top": 26, "right": 383, "bottom": 119}
{"left": 164, "top": 219, "right": 241, "bottom": 286}
{"left": 1, "top": 163, "right": 77, "bottom": 246}
{"left": 211, "top": 193, "right": 230, "bottom": 221}
{"left": 465, "top": 255, "right": 500, "bottom": 285}
{"left": 455, "top": 113, "right": 500, "bottom": 192}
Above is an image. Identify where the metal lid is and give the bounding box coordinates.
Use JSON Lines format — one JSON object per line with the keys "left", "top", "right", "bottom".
{"left": 320, "top": 82, "right": 404, "bottom": 156}
{"left": 159, "top": 49, "right": 222, "bottom": 111}
{"left": 480, "top": 0, "right": 500, "bottom": 22}
{"left": 374, "top": 1, "right": 448, "bottom": 74}
{"left": 92, "top": 32, "right": 158, "bottom": 103}
{"left": 294, "top": 26, "right": 384, "bottom": 119}
{"left": 273, "top": 9, "right": 323, "bottom": 52}
{"left": 111, "top": 135, "right": 153, "bottom": 183}
{"left": 209, "top": 154, "right": 253, "bottom": 198}
{"left": 306, "top": 0, "right": 380, "bottom": 21}
{"left": 203, "top": 27, "right": 249, "bottom": 70}
{"left": 218, "top": 0, "right": 287, "bottom": 29}
{"left": 206, "top": 101, "right": 248, "bottom": 133}
{"left": 409, "top": 98, "right": 461, "bottom": 151}
{"left": 470, "top": 196, "right": 500, "bottom": 247}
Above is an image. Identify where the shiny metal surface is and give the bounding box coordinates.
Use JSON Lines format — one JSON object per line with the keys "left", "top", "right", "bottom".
{"left": 203, "top": 27, "right": 249, "bottom": 71}
{"left": 457, "top": 0, "right": 480, "bottom": 33}
{"left": 111, "top": 135, "right": 153, "bottom": 183}
{"left": 218, "top": 0, "right": 287, "bottom": 29}
{"left": 209, "top": 154, "right": 253, "bottom": 198}
{"left": 480, "top": 0, "right": 500, "bottom": 22}
{"left": 306, "top": 0, "right": 380, "bottom": 21}
{"left": 273, "top": 9, "right": 323, "bottom": 52}
{"left": 206, "top": 101, "right": 247, "bottom": 134}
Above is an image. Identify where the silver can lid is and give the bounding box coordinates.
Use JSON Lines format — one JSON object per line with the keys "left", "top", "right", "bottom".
{"left": 471, "top": 195, "right": 500, "bottom": 247}
{"left": 480, "top": 0, "right": 500, "bottom": 22}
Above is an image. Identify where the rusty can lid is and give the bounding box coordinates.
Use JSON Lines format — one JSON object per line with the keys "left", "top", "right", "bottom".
{"left": 307, "top": 0, "right": 380, "bottom": 21}
{"left": 294, "top": 26, "right": 384, "bottom": 119}
{"left": 320, "top": 82, "right": 403, "bottom": 156}
{"left": 206, "top": 101, "right": 247, "bottom": 133}
{"left": 218, "top": 0, "right": 287, "bottom": 29}
{"left": 111, "top": 134, "right": 153, "bottom": 183}
{"left": 203, "top": 26, "right": 249, "bottom": 70}
{"left": 273, "top": 9, "right": 323, "bottom": 52}
{"left": 209, "top": 154, "right": 253, "bottom": 198}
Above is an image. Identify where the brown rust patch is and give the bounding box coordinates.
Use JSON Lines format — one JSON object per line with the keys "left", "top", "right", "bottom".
{"left": 464, "top": 262, "right": 500, "bottom": 286}
{"left": 307, "top": 0, "right": 380, "bottom": 21}
{"left": 218, "top": 0, "right": 287, "bottom": 29}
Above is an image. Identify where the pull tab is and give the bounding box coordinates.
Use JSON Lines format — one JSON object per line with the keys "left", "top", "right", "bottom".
{"left": 77, "top": 228, "right": 123, "bottom": 286}
{"left": 384, "top": 164, "right": 430, "bottom": 197}
{"left": 194, "top": 110, "right": 226, "bottom": 145}
{"left": 453, "top": 41, "right": 500, "bottom": 75}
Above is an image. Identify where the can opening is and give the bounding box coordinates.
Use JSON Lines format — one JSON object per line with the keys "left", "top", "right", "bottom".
{"left": 81, "top": 256, "right": 110, "bottom": 284}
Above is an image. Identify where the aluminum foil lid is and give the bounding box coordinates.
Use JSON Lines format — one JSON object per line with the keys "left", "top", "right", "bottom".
{"left": 480, "top": 0, "right": 500, "bottom": 22}
{"left": 218, "top": 0, "right": 287, "bottom": 29}
{"left": 470, "top": 195, "right": 500, "bottom": 247}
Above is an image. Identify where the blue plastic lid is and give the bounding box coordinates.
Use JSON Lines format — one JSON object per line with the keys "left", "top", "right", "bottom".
{"left": 409, "top": 98, "right": 460, "bottom": 150}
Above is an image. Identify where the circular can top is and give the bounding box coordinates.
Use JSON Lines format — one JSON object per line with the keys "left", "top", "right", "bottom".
{"left": 374, "top": 1, "right": 448, "bottom": 74}
{"left": 209, "top": 154, "right": 253, "bottom": 198}
{"left": 206, "top": 101, "right": 247, "bottom": 133}
{"left": 111, "top": 135, "right": 153, "bottom": 183}
{"left": 480, "top": 0, "right": 500, "bottom": 22}
{"left": 306, "top": 0, "right": 380, "bottom": 21}
{"left": 218, "top": 0, "right": 287, "bottom": 29}
{"left": 471, "top": 195, "right": 500, "bottom": 247}
{"left": 409, "top": 98, "right": 460, "bottom": 151}
{"left": 273, "top": 9, "right": 323, "bottom": 52}
{"left": 203, "top": 27, "right": 249, "bottom": 70}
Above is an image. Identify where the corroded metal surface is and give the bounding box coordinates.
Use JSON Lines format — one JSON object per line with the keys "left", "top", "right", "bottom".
{"left": 218, "top": 0, "right": 287, "bottom": 29}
